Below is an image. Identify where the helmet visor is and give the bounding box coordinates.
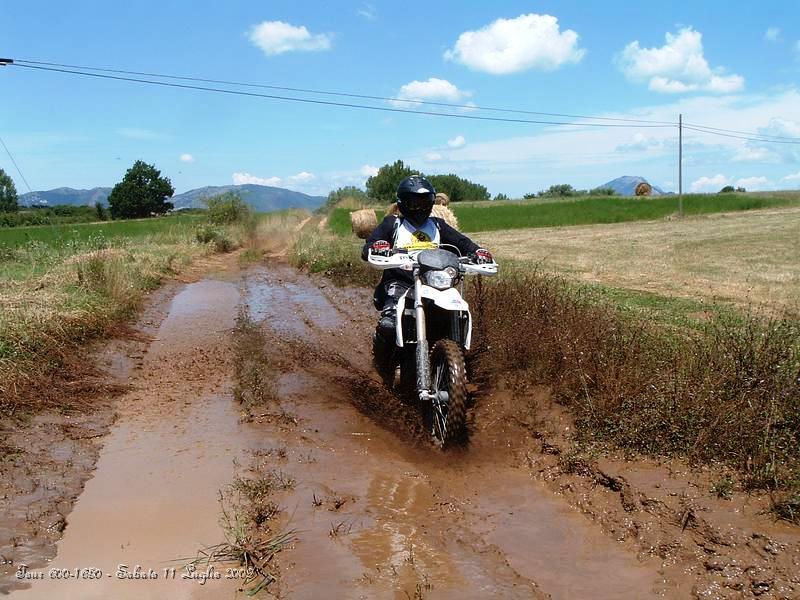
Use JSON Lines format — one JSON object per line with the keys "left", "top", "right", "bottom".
{"left": 400, "top": 192, "right": 434, "bottom": 211}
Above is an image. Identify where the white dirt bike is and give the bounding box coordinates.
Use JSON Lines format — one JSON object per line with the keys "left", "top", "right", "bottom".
{"left": 367, "top": 244, "right": 498, "bottom": 447}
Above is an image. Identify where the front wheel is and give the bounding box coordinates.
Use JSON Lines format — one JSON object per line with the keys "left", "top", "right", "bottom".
{"left": 429, "top": 340, "right": 468, "bottom": 448}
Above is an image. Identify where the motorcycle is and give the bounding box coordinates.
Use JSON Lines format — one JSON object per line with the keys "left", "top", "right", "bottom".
{"left": 367, "top": 243, "right": 498, "bottom": 447}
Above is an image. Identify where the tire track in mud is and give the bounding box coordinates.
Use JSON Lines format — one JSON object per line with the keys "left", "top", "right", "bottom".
{"left": 240, "top": 264, "right": 668, "bottom": 599}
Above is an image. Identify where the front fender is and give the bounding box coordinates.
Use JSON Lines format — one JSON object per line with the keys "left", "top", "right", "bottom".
{"left": 420, "top": 286, "right": 473, "bottom": 350}
{"left": 418, "top": 286, "right": 469, "bottom": 311}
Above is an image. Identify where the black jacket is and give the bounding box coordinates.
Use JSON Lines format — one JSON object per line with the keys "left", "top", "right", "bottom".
{"left": 361, "top": 216, "right": 481, "bottom": 297}
{"left": 361, "top": 215, "right": 480, "bottom": 262}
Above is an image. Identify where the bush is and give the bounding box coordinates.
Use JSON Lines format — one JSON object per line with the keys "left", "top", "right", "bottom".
{"left": 204, "top": 192, "right": 252, "bottom": 224}
{"left": 195, "top": 224, "right": 235, "bottom": 252}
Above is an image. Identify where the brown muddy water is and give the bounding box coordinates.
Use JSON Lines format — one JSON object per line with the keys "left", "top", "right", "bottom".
{"left": 6, "top": 260, "right": 796, "bottom": 599}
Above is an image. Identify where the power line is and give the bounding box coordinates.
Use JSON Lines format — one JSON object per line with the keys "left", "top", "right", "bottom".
{"left": 683, "top": 122, "right": 800, "bottom": 142}
{"left": 683, "top": 125, "right": 800, "bottom": 145}
{"left": 0, "top": 135, "right": 33, "bottom": 193}
{"left": 8, "top": 63, "right": 675, "bottom": 129}
{"left": 12, "top": 58, "right": 676, "bottom": 126}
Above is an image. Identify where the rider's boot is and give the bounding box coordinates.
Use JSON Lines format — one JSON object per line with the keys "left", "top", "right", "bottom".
{"left": 372, "top": 308, "right": 397, "bottom": 386}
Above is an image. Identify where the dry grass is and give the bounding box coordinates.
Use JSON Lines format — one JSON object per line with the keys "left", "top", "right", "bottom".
{"left": 480, "top": 207, "right": 800, "bottom": 315}
{"left": 469, "top": 270, "right": 800, "bottom": 494}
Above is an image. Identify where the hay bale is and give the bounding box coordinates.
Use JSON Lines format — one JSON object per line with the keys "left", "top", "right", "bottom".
{"left": 435, "top": 192, "right": 450, "bottom": 206}
{"left": 635, "top": 182, "right": 652, "bottom": 196}
{"left": 385, "top": 203, "right": 458, "bottom": 229}
{"left": 350, "top": 209, "right": 378, "bottom": 239}
{"left": 432, "top": 205, "right": 458, "bottom": 229}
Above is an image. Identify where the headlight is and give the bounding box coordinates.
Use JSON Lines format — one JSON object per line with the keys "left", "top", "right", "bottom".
{"left": 423, "top": 267, "right": 458, "bottom": 289}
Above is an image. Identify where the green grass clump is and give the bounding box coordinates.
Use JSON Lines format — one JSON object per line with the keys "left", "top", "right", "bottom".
{"left": 288, "top": 233, "right": 378, "bottom": 287}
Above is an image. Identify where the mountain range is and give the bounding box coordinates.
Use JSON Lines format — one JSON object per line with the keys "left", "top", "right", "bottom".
{"left": 20, "top": 184, "right": 326, "bottom": 212}
{"left": 597, "top": 176, "right": 668, "bottom": 196}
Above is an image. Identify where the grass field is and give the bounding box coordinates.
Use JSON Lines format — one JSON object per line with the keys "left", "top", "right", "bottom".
{"left": 328, "top": 191, "right": 800, "bottom": 236}
{"left": 480, "top": 206, "right": 800, "bottom": 315}
{"left": 0, "top": 213, "right": 206, "bottom": 248}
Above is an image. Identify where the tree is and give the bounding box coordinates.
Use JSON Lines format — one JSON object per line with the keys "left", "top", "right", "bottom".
{"left": 94, "top": 201, "right": 107, "bottom": 221}
{"left": 493, "top": 193, "right": 510, "bottom": 201}
{"left": 427, "top": 173, "right": 490, "bottom": 202}
{"left": 538, "top": 184, "right": 578, "bottom": 198}
{"left": 589, "top": 187, "right": 615, "bottom": 196}
{"left": 108, "top": 160, "right": 174, "bottom": 219}
{"left": 365, "top": 160, "right": 417, "bottom": 202}
{"left": 719, "top": 185, "right": 735, "bottom": 193}
{"left": 0, "top": 168, "right": 19, "bottom": 213}
{"left": 735, "top": 186, "right": 746, "bottom": 192}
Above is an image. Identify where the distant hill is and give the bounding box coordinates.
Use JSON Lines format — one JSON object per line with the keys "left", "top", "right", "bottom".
{"left": 598, "top": 176, "right": 667, "bottom": 196}
{"left": 171, "top": 184, "right": 325, "bottom": 212}
{"left": 20, "top": 184, "right": 326, "bottom": 212}
{"left": 20, "top": 187, "right": 112, "bottom": 207}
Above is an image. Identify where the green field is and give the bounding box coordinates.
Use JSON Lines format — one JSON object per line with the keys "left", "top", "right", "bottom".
{"left": 328, "top": 192, "right": 800, "bottom": 235}
{"left": 0, "top": 214, "right": 206, "bottom": 249}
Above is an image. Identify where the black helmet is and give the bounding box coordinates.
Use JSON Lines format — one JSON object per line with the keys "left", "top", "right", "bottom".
{"left": 396, "top": 175, "right": 435, "bottom": 227}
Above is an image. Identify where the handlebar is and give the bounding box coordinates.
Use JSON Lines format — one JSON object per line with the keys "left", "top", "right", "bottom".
{"left": 367, "top": 249, "right": 498, "bottom": 276}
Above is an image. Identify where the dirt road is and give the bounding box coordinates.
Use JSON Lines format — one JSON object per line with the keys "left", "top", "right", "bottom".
{"left": 3, "top": 257, "right": 799, "bottom": 598}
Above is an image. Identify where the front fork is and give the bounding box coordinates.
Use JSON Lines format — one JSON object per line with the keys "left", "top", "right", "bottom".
{"left": 413, "top": 271, "right": 433, "bottom": 398}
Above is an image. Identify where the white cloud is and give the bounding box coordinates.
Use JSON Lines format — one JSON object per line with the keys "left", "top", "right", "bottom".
{"left": 288, "top": 171, "right": 315, "bottom": 184}
{"left": 764, "top": 27, "right": 781, "bottom": 42}
{"left": 447, "top": 135, "right": 466, "bottom": 149}
{"left": 425, "top": 152, "right": 443, "bottom": 161}
{"left": 360, "top": 164, "right": 379, "bottom": 177}
{"left": 690, "top": 174, "right": 730, "bottom": 192}
{"left": 781, "top": 171, "right": 800, "bottom": 183}
{"left": 615, "top": 132, "right": 671, "bottom": 153}
{"left": 357, "top": 3, "right": 376, "bottom": 20}
{"left": 390, "top": 78, "right": 468, "bottom": 107}
{"left": 233, "top": 172, "right": 282, "bottom": 186}
{"left": 248, "top": 21, "right": 332, "bottom": 56}
{"left": 444, "top": 13, "right": 585, "bottom": 74}
{"left": 179, "top": 153, "right": 194, "bottom": 163}
{"left": 618, "top": 27, "right": 744, "bottom": 94}
{"left": 735, "top": 176, "right": 772, "bottom": 190}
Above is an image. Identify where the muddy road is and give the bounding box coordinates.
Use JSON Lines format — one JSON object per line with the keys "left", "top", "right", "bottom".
{"left": 2, "top": 257, "right": 799, "bottom": 599}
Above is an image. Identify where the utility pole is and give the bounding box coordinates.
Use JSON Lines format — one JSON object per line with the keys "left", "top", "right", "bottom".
{"left": 678, "top": 113, "right": 683, "bottom": 218}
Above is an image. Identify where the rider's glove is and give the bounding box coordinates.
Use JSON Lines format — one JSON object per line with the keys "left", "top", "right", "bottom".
{"left": 371, "top": 240, "right": 392, "bottom": 257}
{"left": 471, "top": 248, "right": 493, "bottom": 264}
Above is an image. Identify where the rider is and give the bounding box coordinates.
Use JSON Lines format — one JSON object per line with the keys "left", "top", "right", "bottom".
{"left": 361, "top": 175, "right": 493, "bottom": 363}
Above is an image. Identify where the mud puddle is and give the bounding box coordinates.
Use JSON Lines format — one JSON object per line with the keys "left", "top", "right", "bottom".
{"left": 10, "top": 277, "right": 259, "bottom": 599}
{"left": 241, "top": 264, "right": 669, "bottom": 599}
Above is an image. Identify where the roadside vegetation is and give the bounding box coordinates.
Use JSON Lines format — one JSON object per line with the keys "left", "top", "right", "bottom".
{"left": 0, "top": 191, "right": 279, "bottom": 417}
{"left": 288, "top": 218, "right": 800, "bottom": 519}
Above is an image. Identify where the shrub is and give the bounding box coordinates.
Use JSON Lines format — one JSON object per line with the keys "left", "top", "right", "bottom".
{"left": 204, "top": 192, "right": 252, "bottom": 225}
{"left": 195, "top": 224, "right": 235, "bottom": 252}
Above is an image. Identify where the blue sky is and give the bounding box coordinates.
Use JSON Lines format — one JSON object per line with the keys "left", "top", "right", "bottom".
{"left": 2, "top": 0, "right": 800, "bottom": 197}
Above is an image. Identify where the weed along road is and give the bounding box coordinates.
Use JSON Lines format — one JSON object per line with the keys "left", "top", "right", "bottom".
{"left": 4, "top": 257, "right": 800, "bottom": 599}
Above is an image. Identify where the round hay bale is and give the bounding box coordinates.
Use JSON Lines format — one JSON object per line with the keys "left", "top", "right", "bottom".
{"left": 435, "top": 192, "right": 450, "bottom": 206}
{"left": 350, "top": 209, "right": 378, "bottom": 239}
{"left": 386, "top": 202, "right": 401, "bottom": 217}
{"left": 431, "top": 205, "right": 458, "bottom": 229}
{"left": 635, "top": 182, "right": 652, "bottom": 196}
